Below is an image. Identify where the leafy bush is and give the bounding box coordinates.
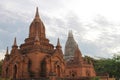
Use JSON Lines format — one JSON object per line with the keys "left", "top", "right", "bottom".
{"left": 91, "top": 77, "right": 100, "bottom": 80}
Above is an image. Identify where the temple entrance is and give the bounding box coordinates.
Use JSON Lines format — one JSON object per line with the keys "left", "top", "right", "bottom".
{"left": 72, "top": 74, "right": 75, "bottom": 77}
{"left": 28, "top": 60, "right": 34, "bottom": 78}
{"left": 56, "top": 65, "right": 60, "bottom": 77}
{"left": 40, "top": 60, "right": 46, "bottom": 77}
{"left": 13, "top": 65, "right": 17, "bottom": 79}
{"left": 86, "top": 70, "right": 90, "bottom": 77}
{"left": 6, "top": 67, "right": 8, "bottom": 77}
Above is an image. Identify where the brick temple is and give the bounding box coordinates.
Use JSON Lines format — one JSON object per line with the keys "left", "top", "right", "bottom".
{"left": 2, "top": 7, "right": 96, "bottom": 80}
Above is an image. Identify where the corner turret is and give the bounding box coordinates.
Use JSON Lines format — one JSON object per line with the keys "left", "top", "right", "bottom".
{"left": 56, "top": 38, "right": 61, "bottom": 49}
{"left": 12, "top": 37, "right": 18, "bottom": 49}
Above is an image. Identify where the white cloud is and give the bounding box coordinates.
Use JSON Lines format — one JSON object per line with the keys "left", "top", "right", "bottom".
{"left": 82, "top": 29, "right": 102, "bottom": 42}
{"left": 0, "top": 50, "right": 5, "bottom": 60}
{"left": 0, "top": 0, "right": 120, "bottom": 60}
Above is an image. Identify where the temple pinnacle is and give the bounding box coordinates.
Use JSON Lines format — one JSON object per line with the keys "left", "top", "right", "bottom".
{"left": 35, "top": 7, "right": 40, "bottom": 18}
{"left": 56, "top": 38, "right": 61, "bottom": 49}
{"left": 68, "top": 30, "right": 73, "bottom": 38}
{"left": 12, "top": 37, "right": 18, "bottom": 48}
{"left": 14, "top": 37, "right": 17, "bottom": 46}
{"left": 5, "top": 47, "right": 9, "bottom": 55}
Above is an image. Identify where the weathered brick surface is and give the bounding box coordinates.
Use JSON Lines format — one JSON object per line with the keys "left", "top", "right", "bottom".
{"left": 2, "top": 8, "right": 96, "bottom": 80}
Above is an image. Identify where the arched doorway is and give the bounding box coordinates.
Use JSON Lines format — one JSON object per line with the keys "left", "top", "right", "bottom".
{"left": 28, "top": 60, "right": 34, "bottom": 78}
{"left": 86, "top": 70, "right": 90, "bottom": 77}
{"left": 40, "top": 60, "right": 46, "bottom": 77}
{"left": 6, "top": 67, "right": 8, "bottom": 78}
{"left": 56, "top": 65, "right": 60, "bottom": 77}
{"left": 70, "top": 70, "right": 76, "bottom": 78}
{"left": 72, "top": 73, "right": 75, "bottom": 77}
{"left": 13, "top": 65, "right": 17, "bottom": 79}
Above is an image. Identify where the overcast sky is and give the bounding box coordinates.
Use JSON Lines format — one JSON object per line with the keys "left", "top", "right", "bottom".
{"left": 0, "top": 0, "right": 120, "bottom": 60}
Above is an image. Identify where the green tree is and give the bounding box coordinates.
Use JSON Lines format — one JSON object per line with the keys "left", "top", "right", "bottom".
{"left": 91, "top": 77, "right": 100, "bottom": 80}
{"left": 93, "top": 54, "right": 120, "bottom": 80}
{"left": 112, "top": 54, "right": 120, "bottom": 80}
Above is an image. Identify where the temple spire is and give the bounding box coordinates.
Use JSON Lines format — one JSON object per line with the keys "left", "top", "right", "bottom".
{"left": 68, "top": 30, "right": 73, "bottom": 38}
{"left": 34, "top": 7, "right": 40, "bottom": 22}
{"left": 12, "top": 37, "right": 18, "bottom": 48}
{"left": 5, "top": 47, "right": 9, "bottom": 56}
{"left": 5, "top": 46, "right": 10, "bottom": 60}
{"left": 14, "top": 37, "right": 17, "bottom": 46}
{"left": 35, "top": 7, "right": 40, "bottom": 18}
{"left": 56, "top": 38, "right": 61, "bottom": 49}
{"left": 57, "top": 38, "right": 60, "bottom": 46}
{"left": 64, "top": 31, "right": 78, "bottom": 60}
{"left": 29, "top": 7, "right": 46, "bottom": 38}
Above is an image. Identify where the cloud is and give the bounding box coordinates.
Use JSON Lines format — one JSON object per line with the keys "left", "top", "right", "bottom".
{"left": 1, "top": 0, "right": 120, "bottom": 60}
{"left": 79, "top": 15, "right": 120, "bottom": 57}
{"left": 0, "top": 50, "right": 5, "bottom": 60}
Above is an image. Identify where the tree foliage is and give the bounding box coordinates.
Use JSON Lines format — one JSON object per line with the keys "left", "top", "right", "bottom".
{"left": 92, "top": 54, "right": 120, "bottom": 80}
{"left": 91, "top": 77, "right": 100, "bottom": 80}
